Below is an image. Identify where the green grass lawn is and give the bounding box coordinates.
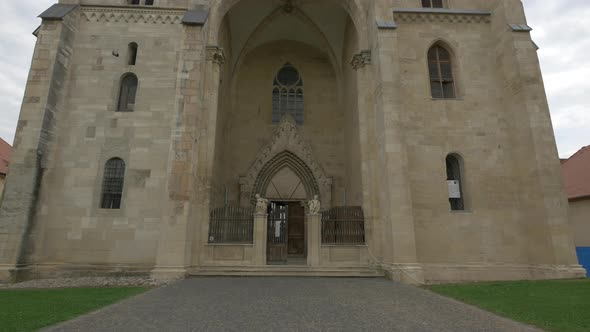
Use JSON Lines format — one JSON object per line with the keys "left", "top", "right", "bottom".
{"left": 430, "top": 279, "right": 590, "bottom": 332}
{"left": 0, "top": 287, "right": 148, "bottom": 332}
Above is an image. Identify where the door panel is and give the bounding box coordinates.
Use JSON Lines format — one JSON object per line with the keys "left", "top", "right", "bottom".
{"left": 288, "top": 202, "right": 305, "bottom": 256}
{"left": 267, "top": 202, "right": 288, "bottom": 264}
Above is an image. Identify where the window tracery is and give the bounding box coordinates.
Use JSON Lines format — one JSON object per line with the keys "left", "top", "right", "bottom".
{"left": 101, "top": 158, "right": 126, "bottom": 209}
{"left": 272, "top": 63, "right": 304, "bottom": 125}
{"left": 428, "top": 45, "right": 456, "bottom": 99}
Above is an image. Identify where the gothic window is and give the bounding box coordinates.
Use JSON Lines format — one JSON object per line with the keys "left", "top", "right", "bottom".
{"left": 446, "top": 154, "right": 465, "bottom": 211}
{"left": 428, "top": 45, "right": 456, "bottom": 99}
{"left": 422, "top": 0, "right": 444, "bottom": 8}
{"left": 101, "top": 158, "right": 126, "bottom": 209}
{"left": 272, "top": 63, "right": 304, "bottom": 125}
{"left": 128, "top": 43, "right": 138, "bottom": 66}
{"left": 117, "top": 73, "right": 138, "bottom": 112}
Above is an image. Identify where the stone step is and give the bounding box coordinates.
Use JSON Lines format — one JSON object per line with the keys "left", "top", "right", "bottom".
{"left": 189, "top": 266, "right": 384, "bottom": 278}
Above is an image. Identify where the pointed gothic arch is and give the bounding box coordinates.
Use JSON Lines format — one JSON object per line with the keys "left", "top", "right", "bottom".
{"left": 254, "top": 151, "right": 317, "bottom": 203}
{"left": 230, "top": 6, "right": 342, "bottom": 76}
{"left": 239, "top": 115, "right": 332, "bottom": 207}
{"left": 209, "top": 0, "right": 368, "bottom": 50}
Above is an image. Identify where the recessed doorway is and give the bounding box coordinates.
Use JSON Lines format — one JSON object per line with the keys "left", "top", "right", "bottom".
{"left": 267, "top": 201, "right": 306, "bottom": 265}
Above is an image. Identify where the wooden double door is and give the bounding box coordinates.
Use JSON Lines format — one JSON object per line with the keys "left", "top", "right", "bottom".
{"left": 267, "top": 201, "right": 306, "bottom": 264}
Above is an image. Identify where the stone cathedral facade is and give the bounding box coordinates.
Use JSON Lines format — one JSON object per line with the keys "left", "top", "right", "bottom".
{"left": 0, "top": 0, "right": 585, "bottom": 284}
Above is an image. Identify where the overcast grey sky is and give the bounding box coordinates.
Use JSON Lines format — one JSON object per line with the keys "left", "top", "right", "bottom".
{"left": 0, "top": 1, "right": 588, "bottom": 158}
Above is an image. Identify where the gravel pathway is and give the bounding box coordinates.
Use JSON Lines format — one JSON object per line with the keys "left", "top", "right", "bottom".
{"left": 43, "top": 277, "right": 540, "bottom": 332}
{"left": 0, "top": 277, "right": 165, "bottom": 289}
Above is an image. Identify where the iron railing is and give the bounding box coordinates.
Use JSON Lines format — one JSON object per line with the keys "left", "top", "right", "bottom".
{"left": 321, "top": 206, "right": 365, "bottom": 245}
{"left": 208, "top": 206, "right": 254, "bottom": 244}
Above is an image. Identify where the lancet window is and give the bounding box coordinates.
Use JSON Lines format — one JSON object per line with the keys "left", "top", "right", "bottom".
{"left": 272, "top": 63, "right": 304, "bottom": 125}
{"left": 428, "top": 45, "right": 456, "bottom": 99}
{"left": 101, "top": 158, "right": 126, "bottom": 209}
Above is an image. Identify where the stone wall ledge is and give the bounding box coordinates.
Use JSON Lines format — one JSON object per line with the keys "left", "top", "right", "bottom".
{"left": 81, "top": 6, "right": 187, "bottom": 25}
{"left": 422, "top": 263, "right": 587, "bottom": 284}
{"left": 393, "top": 8, "right": 491, "bottom": 16}
{"left": 393, "top": 8, "right": 492, "bottom": 24}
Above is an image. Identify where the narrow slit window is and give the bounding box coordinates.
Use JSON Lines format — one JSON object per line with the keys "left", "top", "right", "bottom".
{"left": 446, "top": 154, "right": 465, "bottom": 211}
{"left": 272, "top": 63, "right": 304, "bottom": 125}
{"left": 117, "top": 73, "right": 138, "bottom": 112}
{"left": 101, "top": 158, "right": 126, "bottom": 209}
{"left": 428, "top": 45, "right": 456, "bottom": 99}
{"left": 128, "top": 43, "right": 138, "bottom": 66}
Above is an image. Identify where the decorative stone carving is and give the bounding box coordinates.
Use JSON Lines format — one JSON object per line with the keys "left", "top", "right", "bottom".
{"left": 307, "top": 195, "right": 321, "bottom": 215}
{"left": 82, "top": 8, "right": 184, "bottom": 24}
{"left": 351, "top": 50, "right": 371, "bottom": 70}
{"left": 393, "top": 12, "right": 491, "bottom": 24}
{"left": 282, "top": 0, "right": 295, "bottom": 13}
{"left": 206, "top": 46, "right": 226, "bottom": 65}
{"left": 255, "top": 194, "right": 268, "bottom": 215}
{"left": 240, "top": 114, "right": 332, "bottom": 208}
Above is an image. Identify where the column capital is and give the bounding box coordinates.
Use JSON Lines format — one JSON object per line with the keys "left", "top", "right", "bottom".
{"left": 350, "top": 50, "right": 372, "bottom": 70}
{"left": 206, "top": 45, "right": 225, "bottom": 65}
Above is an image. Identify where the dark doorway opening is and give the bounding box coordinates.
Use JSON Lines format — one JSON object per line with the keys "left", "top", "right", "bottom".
{"left": 267, "top": 201, "right": 306, "bottom": 265}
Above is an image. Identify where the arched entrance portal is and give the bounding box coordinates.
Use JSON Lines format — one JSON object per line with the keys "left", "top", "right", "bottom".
{"left": 252, "top": 151, "right": 320, "bottom": 204}
{"left": 256, "top": 159, "right": 313, "bottom": 265}
{"left": 206, "top": 0, "right": 365, "bottom": 266}
{"left": 238, "top": 115, "right": 333, "bottom": 209}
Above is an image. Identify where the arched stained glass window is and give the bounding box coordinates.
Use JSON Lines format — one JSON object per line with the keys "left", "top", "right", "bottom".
{"left": 428, "top": 45, "right": 456, "bottom": 99}
{"left": 100, "top": 158, "right": 126, "bottom": 209}
{"left": 272, "top": 63, "right": 304, "bottom": 125}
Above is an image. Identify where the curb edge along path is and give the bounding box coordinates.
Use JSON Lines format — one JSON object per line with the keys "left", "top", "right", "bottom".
{"left": 45, "top": 277, "right": 541, "bottom": 332}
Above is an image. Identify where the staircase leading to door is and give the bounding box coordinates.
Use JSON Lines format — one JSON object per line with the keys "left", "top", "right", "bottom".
{"left": 188, "top": 266, "right": 384, "bottom": 278}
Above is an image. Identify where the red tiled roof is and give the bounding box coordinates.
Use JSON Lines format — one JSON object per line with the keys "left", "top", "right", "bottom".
{"left": 562, "top": 146, "right": 590, "bottom": 200}
{"left": 0, "top": 138, "right": 11, "bottom": 175}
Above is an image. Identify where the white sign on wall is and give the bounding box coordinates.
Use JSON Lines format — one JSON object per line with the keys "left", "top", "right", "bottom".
{"left": 275, "top": 220, "right": 282, "bottom": 238}
{"left": 447, "top": 180, "right": 462, "bottom": 198}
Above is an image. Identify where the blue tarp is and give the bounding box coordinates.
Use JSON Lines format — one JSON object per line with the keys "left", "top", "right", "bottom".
{"left": 575, "top": 247, "right": 590, "bottom": 277}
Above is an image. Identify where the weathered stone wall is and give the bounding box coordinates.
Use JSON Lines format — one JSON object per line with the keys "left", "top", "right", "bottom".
{"left": 342, "top": 17, "right": 363, "bottom": 208}
{"left": 209, "top": 16, "right": 233, "bottom": 208}
{"left": 0, "top": 8, "right": 80, "bottom": 282}
{"left": 370, "top": 0, "right": 581, "bottom": 281}
{"left": 29, "top": 7, "right": 184, "bottom": 274}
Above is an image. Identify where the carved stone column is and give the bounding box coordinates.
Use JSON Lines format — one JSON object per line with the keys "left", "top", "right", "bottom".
{"left": 307, "top": 213, "right": 321, "bottom": 267}
{"left": 194, "top": 45, "right": 225, "bottom": 265}
{"left": 253, "top": 213, "right": 268, "bottom": 265}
